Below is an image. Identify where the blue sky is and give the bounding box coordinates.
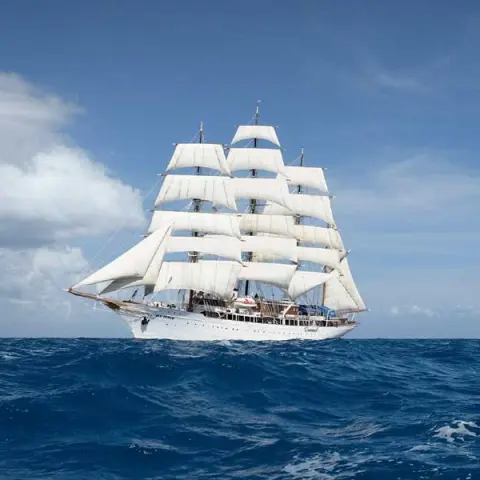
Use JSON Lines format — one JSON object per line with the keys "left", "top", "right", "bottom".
{"left": 0, "top": 0, "right": 479, "bottom": 338}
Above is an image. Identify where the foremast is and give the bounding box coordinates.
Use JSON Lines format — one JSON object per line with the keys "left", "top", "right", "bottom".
{"left": 294, "top": 147, "right": 304, "bottom": 223}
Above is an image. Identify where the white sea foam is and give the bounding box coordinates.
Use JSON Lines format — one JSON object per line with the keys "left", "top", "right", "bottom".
{"left": 283, "top": 452, "right": 341, "bottom": 480}
{"left": 129, "top": 438, "right": 176, "bottom": 454}
{"left": 1, "top": 353, "right": 20, "bottom": 361}
{"left": 433, "top": 420, "right": 479, "bottom": 443}
{"left": 318, "top": 420, "right": 386, "bottom": 440}
{"left": 408, "top": 444, "right": 430, "bottom": 452}
{"left": 283, "top": 451, "right": 373, "bottom": 479}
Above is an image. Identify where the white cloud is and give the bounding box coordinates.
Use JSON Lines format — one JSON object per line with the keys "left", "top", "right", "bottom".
{"left": 329, "top": 150, "right": 480, "bottom": 337}
{"left": 455, "top": 305, "right": 480, "bottom": 316}
{"left": 0, "top": 73, "right": 147, "bottom": 337}
{"left": 0, "top": 245, "right": 129, "bottom": 337}
{"left": 300, "top": 45, "right": 431, "bottom": 96}
{"left": 333, "top": 151, "right": 480, "bottom": 228}
{"left": 389, "top": 305, "right": 437, "bottom": 318}
{"left": 0, "top": 73, "right": 146, "bottom": 247}
{"left": 0, "top": 73, "right": 77, "bottom": 166}
{"left": 373, "top": 72, "right": 422, "bottom": 90}
{"left": 0, "top": 246, "right": 88, "bottom": 311}
{"left": 0, "top": 146, "right": 146, "bottom": 247}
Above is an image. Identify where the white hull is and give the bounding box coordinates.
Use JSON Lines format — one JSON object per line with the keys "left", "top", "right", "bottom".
{"left": 121, "top": 307, "right": 357, "bottom": 341}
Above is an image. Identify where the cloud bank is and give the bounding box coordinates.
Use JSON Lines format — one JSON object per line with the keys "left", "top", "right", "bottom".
{"left": 0, "top": 73, "right": 146, "bottom": 336}
{"left": 329, "top": 149, "right": 480, "bottom": 337}
{"left": 0, "top": 73, "right": 145, "bottom": 247}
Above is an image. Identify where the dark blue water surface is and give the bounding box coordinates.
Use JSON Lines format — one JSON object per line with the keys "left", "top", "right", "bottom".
{"left": 0, "top": 339, "right": 479, "bottom": 479}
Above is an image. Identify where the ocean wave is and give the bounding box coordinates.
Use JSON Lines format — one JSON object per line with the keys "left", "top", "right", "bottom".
{"left": 433, "top": 420, "right": 479, "bottom": 443}
{"left": 0, "top": 339, "right": 479, "bottom": 479}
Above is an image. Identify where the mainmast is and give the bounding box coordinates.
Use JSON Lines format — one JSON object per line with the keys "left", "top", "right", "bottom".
{"left": 295, "top": 147, "right": 304, "bottom": 223}
{"left": 244, "top": 102, "right": 260, "bottom": 297}
{"left": 321, "top": 265, "right": 328, "bottom": 307}
{"left": 187, "top": 121, "right": 203, "bottom": 311}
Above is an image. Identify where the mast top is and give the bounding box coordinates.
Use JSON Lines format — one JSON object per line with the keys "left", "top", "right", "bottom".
{"left": 300, "top": 147, "right": 304, "bottom": 167}
{"left": 199, "top": 121, "right": 204, "bottom": 143}
{"left": 254, "top": 101, "right": 260, "bottom": 125}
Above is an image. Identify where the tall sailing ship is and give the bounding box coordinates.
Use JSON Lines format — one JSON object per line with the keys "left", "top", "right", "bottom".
{"left": 67, "top": 105, "right": 367, "bottom": 340}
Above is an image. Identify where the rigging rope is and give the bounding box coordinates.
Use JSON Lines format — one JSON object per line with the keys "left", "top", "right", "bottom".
{"left": 81, "top": 129, "right": 202, "bottom": 277}
{"left": 87, "top": 176, "right": 163, "bottom": 269}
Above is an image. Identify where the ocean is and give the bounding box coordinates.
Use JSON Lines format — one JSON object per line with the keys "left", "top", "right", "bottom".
{"left": 0, "top": 339, "right": 478, "bottom": 479}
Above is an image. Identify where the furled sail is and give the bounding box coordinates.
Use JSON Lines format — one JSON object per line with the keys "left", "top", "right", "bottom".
{"left": 227, "top": 148, "right": 285, "bottom": 175}
{"left": 231, "top": 125, "right": 280, "bottom": 147}
{"left": 154, "top": 175, "right": 237, "bottom": 210}
{"left": 154, "top": 260, "right": 242, "bottom": 299}
{"left": 73, "top": 224, "right": 172, "bottom": 288}
{"left": 166, "top": 143, "right": 231, "bottom": 176}
{"left": 148, "top": 211, "right": 241, "bottom": 239}
{"left": 281, "top": 166, "right": 328, "bottom": 193}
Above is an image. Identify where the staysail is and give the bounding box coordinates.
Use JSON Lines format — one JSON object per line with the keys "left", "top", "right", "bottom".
{"left": 72, "top": 224, "right": 172, "bottom": 288}
{"left": 323, "top": 257, "right": 367, "bottom": 313}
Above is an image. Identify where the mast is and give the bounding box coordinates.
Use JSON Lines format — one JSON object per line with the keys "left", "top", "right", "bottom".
{"left": 244, "top": 102, "right": 260, "bottom": 297}
{"left": 295, "top": 147, "right": 304, "bottom": 226}
{"left": 321, "top": 151, "right": 329, "bottom": 309}
{"left": 321, "top": 271, "right": 328, "bottom": 306}
{"left": 294, "top": 147, "right": 328, "bottom": 307}
{"left": 187, "top": 121, "right": 203, "bottom": 311}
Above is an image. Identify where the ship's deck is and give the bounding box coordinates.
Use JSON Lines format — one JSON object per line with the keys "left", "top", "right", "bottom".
{"left": 199, "top": 309, "right": 352, "bottom": 327}
{"left": 191, "top": 296, "right": 353, "bottom": 328}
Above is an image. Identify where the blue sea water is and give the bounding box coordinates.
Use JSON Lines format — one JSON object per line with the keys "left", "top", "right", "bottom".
{"left": 0, "top": 339, "right": 479, "bottom": 479}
